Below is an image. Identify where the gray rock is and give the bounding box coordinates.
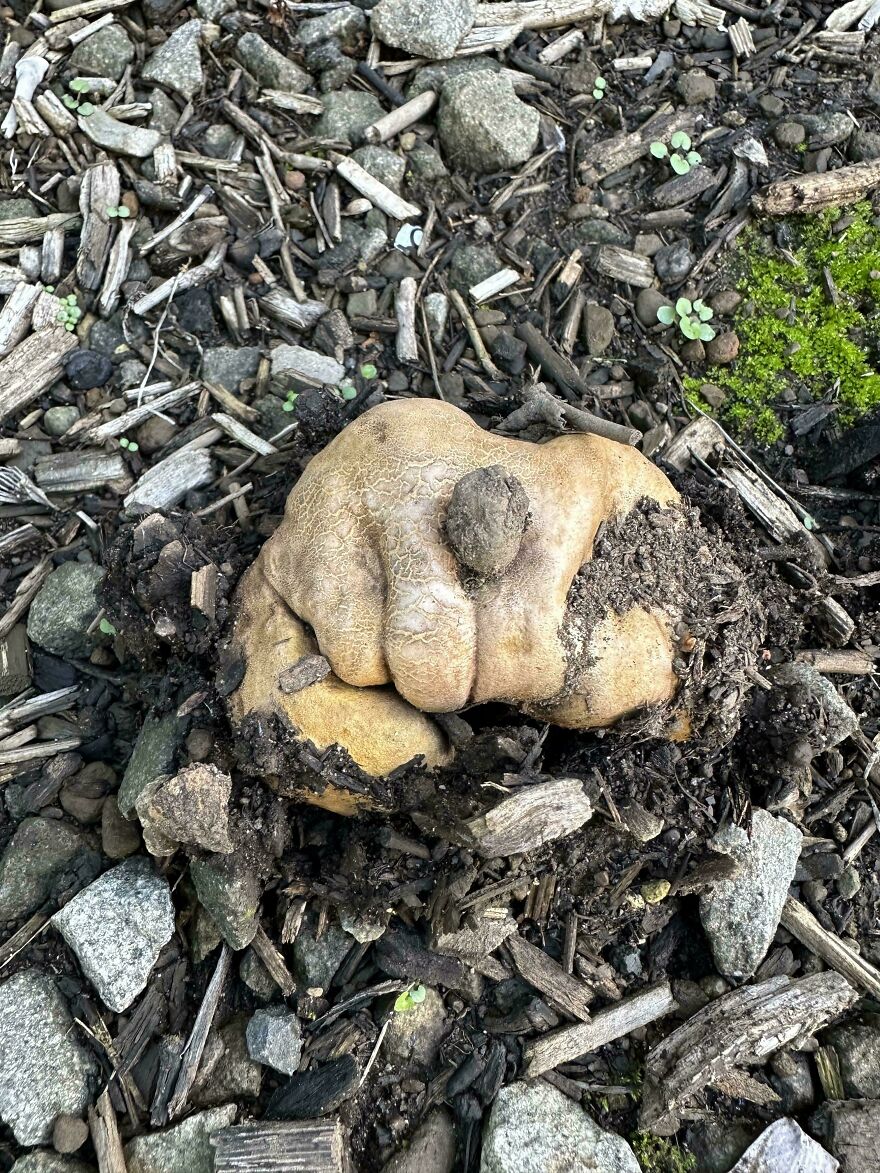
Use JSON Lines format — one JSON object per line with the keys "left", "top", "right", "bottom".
{"left": 340, "top": 908, "right": 388, "bottom": 943}
{"left": 407, "top": 55, "right": 501, "bottom": 98}
{"left": 383, "top": 1109, "right": 456, "bottom": 1173}
{"left": 771, "top": 663, "right": 860, "bottom": 752}
{"left": 299, "top": 5, "right": 366, "bottom": 49}
{"left": 446, "top": 466, "right": 529, "bottom": 577}
{"left": 192, "top": 1015, "right": 263, "bottom": 1108}
{"left": 202, "top": 124, "right": 238, "bottom": 158}
{"left": 79, "top": 109, "right": 162, "bottom": 158}
{"left": 271, "top": 344, "right": 345, "bottom": 386}
{"left": 0, "top": 971, "right": 99, "bottom": 1145}
{"left": 439, "top": 70, "right": 539, "bottom": 174}
{"left": 10, "top": 1155, "right": 94, "bottom": 1173}
{"left": 583, "top": 302, "right": 615, "bottom": 356}
{"left": 800, "top": 112, "right": 853, "bottom": 148}
{"left": 292, "top": 917, "right": 352, "bottom": 993}
{"left": 382, "top": 987, "right": 448, "bottom": 1068}
{"left": 118, "top": 712, "right": 184, "bottom": 817}
{"left": 0, "top": 818, "right": 97, "bottom": 923}
{"left": 448, "top": 244, "right": 501, "bottom": 294}
{"left": 52, "top": 858, "right": 175, "bottom": 1012}
{"left": 850, "top": 129, "right": 880, "bottom": 162}
{"left": 636, "top": 287, "right": 674, "bottom": 327}
{"left": 235, "top": 32, "right": 311, "bottom": 92}
{"left": 190, "top": 853, "right": 261, "bottom": 951}
{"left": 202, "top": 345, "right": 260, "bottom": 390}
{"left": 481, "top": 1082, "right": 640, "bottom": 1173}
{"left": 372, "top": 0, "right": 474, "bottom": 59}
{"left": 246, "top": 1006, "right": 303, "bottom": 1074}
{"left": 700, "top": 809, "right": 802, "bottom": 978}
{"left": 677, "top": 69, "right": 716, "bottom": 105}
{"left": 564, "top": 218, "right": 630, "bottom": 250}
{"left": 838, "top": 866, "right": 861, "bottom": 899}
{"left": 769, "top": 1050, "right": 816, "bottom": 1113}
{"left": 686, "top": 1120, "right": 759, "bottom": 1173}
{"left": 775, "top": 121, "right": 806, "bottom": 148}
{"left": 825, "top": 1016, "right": 880, "bottom": 1098}
{"left": 196, "top": 0, "right": 233, "bottom": 18}
{"left": 0, "top": 197, "right": 38, "bottom": 220}
{"left": 351, "top": 145, "right": 406, "bottom": 192}
{"left": 654, "top": 238, "right": 695, "bottom": 283}
{"left": 43, "top": 406, "right": 80, "bottom": 437}
{"left": 147, "top": 88, "right": 180, "bottom": 134}
{"left": 136, "top": 763, "right": 233, "bottom": 856}
{"left": 69, "top": 25, "right": 134, "bottom": 80}
{"left": 27, "top": 561, "right": 103, "bottom": 658}
{"left": 407, "top": 144, "right": 448, "bottom": 179}
{"left": 313, "top": 88, "right": 384, "bottom": 144}
{"left": 142, "top": 20, "right": 203, "bottom": 101}
{"left": 124, "top": 1105, "right": 236, "bottom": 1173}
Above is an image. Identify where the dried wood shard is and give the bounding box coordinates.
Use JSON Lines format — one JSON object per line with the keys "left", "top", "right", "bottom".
{"left": 640, "top": 972, "right": 858, "bottom": 1135}
{"left": 0, "top": 329, "right": 78, "bottom": 424}
{"left": 461, "top": 777, "right": 593, "bottom": 857}
{"left": 212, "top": 1119, "right": 349, "bottom": 1172}
{"left": 755, "top": 160, "right": 880, "bottom": 215}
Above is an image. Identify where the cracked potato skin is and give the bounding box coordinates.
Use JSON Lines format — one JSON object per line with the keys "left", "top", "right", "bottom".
{"left": 229, "top": 399, "right": 683, "bottom": 777}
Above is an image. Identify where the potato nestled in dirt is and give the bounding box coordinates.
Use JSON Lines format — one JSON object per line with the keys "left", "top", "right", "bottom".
{"left": 227, "top": 399, "right": 688, "bottom": 786}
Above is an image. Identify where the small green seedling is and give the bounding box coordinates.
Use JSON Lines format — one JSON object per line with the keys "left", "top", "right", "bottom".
{"left": 63, "top": 78, "right": 95, "bottom": 116}
{"left": 57, "top": 293, "right": 82, "bottom": 332}
{"left": 657, "top": 297, "right": 716, "bottom": 342}
{"left": 282, "top": 390, "right": 298, "bottom": 413}
{"left": 650, "top": 131, "right": 702, "bottom": 175}
{"left": 338, "top": 382, "right": 357, "bottom": 401}
{"left": 119, "top": 436, "right": 139, "bottom": 452}
{"left": 107, "top": 205, "right": 131, "bottom": 219}
{"left": 393, "top": 984, "right": 427, "bottom": 1014}
{"left": 359, "top": 362, "right": 378, "bottom": 380}
{"left": 98, "top": 618, "right": 118, "bottom": 636}
{"left": 592, "top": 75, "right": 607, "bottom": 101}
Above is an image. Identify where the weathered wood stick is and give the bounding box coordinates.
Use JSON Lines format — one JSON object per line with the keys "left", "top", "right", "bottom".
{"left": 124, "top": 449, "right": 214, "bottom": 512}
{"left": 395, "top": 277, "right": 418, "bottom": 364}
{"left": 0, "top": 283, "right": 41, "bottom": 357}
{"left": 260, "top": 289, "right": 327, "bottom": 330}
{"left": 364, "top": 90, "right": 437, "bottom": 144}
{"left": 450, "top": 289, "right": 502, "bottom": 380}
{"left": 212, "top": 1120, "right": 348, "bottom": 1173}
{"left": 0, "top": 212, "right": 80, "bottom": 245}
{"left": 167, "top": 943, "right": 231, "bottom": 1121}
{"left": 524, "top": 980, "right": 677, "bottom": 1079}
{"left": 131, "top": 243, "right": 227, "bottom": 316}
{"left": 754, "top": 160, "right": 880, "bottom": 215}
{"left": 331, "top": 152, "right": 421, "bottom": 221}
{"left": 98, "top": 216, "right": 138, "bottom": 317}
{"left": 88, "top": 1088, "right": 127, "bottom": 1173}
{"left": 582, "top": 110, "right": 695, "bottom": 183}
{"left": 462, "top": 777, "right": 593, "bottom": 858}
{"left": 90, "top": 383, "right": 199, "bottom": 441}
{"left": 0, "top": 329, "right": 78, "bottom": 424}
{"left": 505, "top": 933, "right": 594, "bottom": 1021}
{"left": 48, "top": 0, "right": 134, "bottom": 22}
{"left": 77, "top": 161, "right": 120, "bottom": 292}
{"left": 781, "top": 896, "right": 880, "bottom": 999}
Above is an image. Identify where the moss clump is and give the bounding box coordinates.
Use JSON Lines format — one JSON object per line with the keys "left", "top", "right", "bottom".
{"left": 631, "top": 1133, "right": 697, "bottom": 1172}
{"left": 688, "top": 202, "right": 880, "bottom": 443}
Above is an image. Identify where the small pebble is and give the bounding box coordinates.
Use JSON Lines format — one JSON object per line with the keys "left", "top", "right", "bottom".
{"left": 53, "top": 1113, "right": 89, "bottom": 1154}
{"left": 705, "top": 331, "right": 740, "bottom": 364}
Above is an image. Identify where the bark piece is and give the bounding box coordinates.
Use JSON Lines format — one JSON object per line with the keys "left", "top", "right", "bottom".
{"left": 211, "top": 1119, "right": 349, "bottom": 1172}
{"left": 0, "top": 329, "right": 78, "bottom": 423}
{"left": 77, "top": 161, "right": 120, "bottom": 292}
{"left": 781, "top": 897, "right": 880, "bottom": 999}
{"left": 460, "top": 777, "right": 593, "bottom": 857}
{"left": 754, "top": 160, "right": 880, "bottom": 215}
{"left": 505, "top": 933, "right": 594, "bottom": 1021}
{"left": 595, "top": 245, "right": 655, "bottom": 288}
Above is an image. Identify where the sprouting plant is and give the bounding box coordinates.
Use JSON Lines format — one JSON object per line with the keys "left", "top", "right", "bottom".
{"left": 107, "top": 205, "right": 131, "bottom": 219}
{"left": 338, "top": 382, "right": 357, "bottom": 401}
{"left": 650, "top": 130, "right": 702, "bottom": 175}
{"left": 57, "top": 293, "right": 82, "bottom": 332}
{"left": 359, "top": 362, "right": 377, "bottom": 380}
{"left": 119, "top": 436, "right": 139, "bottom": 452}
{"left": 592, "top": 75, "right": 607, "bottom": 101}
{"left": 282, "top": 390, "right": 298, "bottom": 413}
{"left": 657, "top": 297, "right": 715, "bottom": 342}
{"left": 98, "top": 618, "right": 118, "bottom": 636}
{"left": 393, "top": 984, "right": 427, "bottom": 1014}
{"left": 63, "top": 78, "right": 95, "bottom": 116}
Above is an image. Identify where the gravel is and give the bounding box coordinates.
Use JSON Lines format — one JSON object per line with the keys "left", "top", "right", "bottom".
{"left": 52, "top": 858, "right": 175, "bottom": 1012}
{"left": 26, "top": 561, "right": 104, "bottom": 658}
{"left": 135, "top": 763, "right": 233, "bottom": 855}
{"left": 0, "top": 971, "right": 99, "bottom": 1145}
{"left": 246, "top": 1006, "right": 303, "bottom": 1074}
{"left": 0, "top": 817, "right": 99, "bottom": 923}
{"left": 371, "top": 0, "right": 475, "bottom": 60}
{"left": 202, "top": 346, "right": 261, "bottom": 391}
{"left": 190, "top": 852, "right": 261, "bottom": 951}
{"left": 700, "top": 808, "right": 803, "bottom": 978}
{"left": 313, "top": 89, "right": 384, "bottom": 145}
{"left": 68, "top": 25, "right": 134, "bottom": 80}
{"left": 235, "top": 32, "right": 311, "bottom": 92}
{"left": 481, "top": 1082, "right": 641, "bottom": 1172}
{"left": 142, "top": 19, "right": 204, "bottom": 100}
{"left": 117, "top": 712, "right": 185, "bottom": 817}
{"left": 125, "top": 1105, "right": 237, "bottom": 1173}
{"left": 438, "top": 70, "right": 539, "bottom": 174}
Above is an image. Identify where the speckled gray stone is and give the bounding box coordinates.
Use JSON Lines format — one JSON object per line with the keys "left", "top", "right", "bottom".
{"left": 371, "top": 0, "right": 474, "bottom": 59}
{"left": 246, "top": 1006, "right": 303, "bottom": 1074}
{"left": 235, "top": 32, "right": 311, "bottom": 92}
{"left": 439, "top": 70, "right": 539, "bottom": 175}
{"left": 124, "top": 1105, "right": 236, "bottom": 1173}
{"left": 313, "top": 88, "right": 384, "bottom": 145}
{"left": 142, "top": 20, "right": 203, "bottom": 101}
{"left": 52, "top": 859, "right": 175, "bottom": 1012}
{"left": 26, "top": 560, "right": 103, "bottom": 658}
{"left": 68, "top": 25, "right": 134, "bottom": 80}
{"left": 0, "top": 971, "right": 98, "bottom": 1146}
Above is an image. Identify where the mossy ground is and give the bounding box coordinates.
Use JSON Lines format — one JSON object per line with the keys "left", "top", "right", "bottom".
{"left": 631, "top": 1132, "right": 697, "bottom": 1172}
{"left": 687, "top": 202, "right": 880, "bottom": 443}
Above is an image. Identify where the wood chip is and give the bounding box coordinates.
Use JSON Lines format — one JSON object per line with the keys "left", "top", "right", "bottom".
{"left": 212, "top": 1120, "right": 348, "bottom": 1173}
{"left": 754, "top": 159, "right": 880, "bottom": 215}
{"left": 595, "top": 245, "right": 655, "bottom": 288}
{"left": 0, "top": 329, "right": 78, "bottom": 424}
{"left": 780, "top": 896, "right": 880, "bottom": 999}
{"left": 460, "top": 777, "right": 593, "bottom": 858}
{"left": 505, "top": 933, "right": 594, "bottom": 1021}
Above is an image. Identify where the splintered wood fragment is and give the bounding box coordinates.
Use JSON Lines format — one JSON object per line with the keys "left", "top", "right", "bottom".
{"left": 434, "top": 909, "right": 518, "bottom": 964}
{"left": 190, "top": 564, "right": 218, "bottom": 621}
{"left": 506, "top": 933, "right": 594, "bottom": 1021}
{"left": 653, "top": 165, "right": 717, "bottom": 210}
{"left": 98, "top": 216, "right": 138, "bottom": 317}
{"left": 89, "top": 1087, "right": 127, "bottom": 1173}
{"left": 729, "top": 16, "right": 757, "bottom": 55}
{"left": 613, "top": 54, "right": 653, "bottom": 70}
{"left": 719, "top": 463, "right": 829, "bottom": 565}
{"left": 469, "top": 268, "right": 520, "bottom": 302}
{"left": 48, "top": 0, "right": 133, "bottom": 20}
{"left": 125, "top": 449, "right": 214, "bottom": 512}
{"left": 251, "top": 925, "right": 297, "bottom": 997}
{"left": 258, "top": 90, "right": 325, "bottom": 115}
{"left": 34, "top": 90, "right": 78, "bottom": 136}
{"left": 461, "top": 777, "right": 592, "bottom": 858}
{"left": 212, "top": 1120, "right": 348, "bottom": 1173}
{"left": 539, "top": 27, "right": 583, "bottom": 62}
{"left": 167, "top": 943, "right": 231, "bottom": 1122}
{"left": 450, "top": 289, "right": 502, "bottom": 379}
{"left": 0, "top": 264, "right": 27, "bottom": 294}
{"left": 140, "top": 186, "right": 213, "bottom": 255}
{"left": 0, "top": 329, "right": 78, "bottom": 425}
{"left": 0, "top": 736, "right": 82, "bottom": 767}
{"left": 0, "top": 212, "right": 80, "bottom": 245}
{"left": 0, "top": 282, "right": 42, "bottom": 357}
{"left": 77, "top": 161, "right": 120, "bottom": 291}
{"left": 278, "top": 655, "right": 331, "bottom": 695}
{"left": 41, "top": 227, "right": 65, "bottom": 286}
{"left": 524, "top": 980, "right": 676, "bottom": 1079}
{"left": 675, "top": 0, "right": 725, "bottom": 27}
{"left": 90, "top": 383, "right": 199, "bottom": 441}
{"left": 364, "top": 90, "right": 437, "bottom": 144}
{"left": 476, "top": 0, "right": 622, "bottom": 29}
{"left": 595, "top": 245, "right": 655, "bottom": 288}
{"left": 639, "top": 972, "right": 858, "bottom": 1135}
{"left": 131, "top": 242, "right": 227, "bottom": 316}
{"left": 663, "top": 415, "right": 724, "bottom": 470}
{"left": 330, "top": 152, "right": 421, "bottom": 220}
{"left": 794, "top": 648, "right": 876, "bottom": 674}
{"left": 260, "top": 289, "right": 327, "bottom": 330}
{"left": 582, "top": 110, "right": 695, "bottom": 182}
{"left": 0, "top": 625, "right": 30, "bottom": 697}
{"left": 212, "top": 413, "right": 277, "bottom": 456}
{"left": 0, "top": 910, "right": 48, "bottom": 972}
{"left": 811, "top": 29, "right": 865, "bottom": 52}
{"left": 781, "top": 896, "right": 880, "bottom": 999}
{"left": 203, "top": 382, "right": 260, "bottom": 424}
{"left": 0, "top": 686, "right": 81, "bottom": 738}
{"left": 755, "top": 160, "right": 880, "bottom": 215}
{"left": 34, "top": 452, "right": 130, "bottom": 493}
{"left": 0, "top": 558, "right": 52, "bottom": 643}
{"left": 395, "top": 277, "right": 418, "bottom": 363}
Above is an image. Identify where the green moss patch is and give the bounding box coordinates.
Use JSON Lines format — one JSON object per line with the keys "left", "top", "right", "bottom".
{"left": 631, "top": 1132, "right": 696, "bottom": 1172}
{"left": 688, "top": 202, "right": 880, "bottom": 443}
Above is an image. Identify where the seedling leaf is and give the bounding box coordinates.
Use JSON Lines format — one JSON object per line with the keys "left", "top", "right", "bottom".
{"left": 408, "top": 984, "right": 427, "bottom": 1004}
{"left": 359, "top": 363, "right": 377, "bottom": 380}
{"left": 675, "top": 297, "right": 692, "bottom": 317}
{"left": 99, "top": 618, "right": 117, "bottom": 636}
{"left": 670, "top": 154, "right": 690, "bottom": 175}
{"left": 594, "top": 76, "right": 606, "bottom": 90}
{"left": 649, "top": 141, "right": 668, "bottom": 159}
{"left": 687, "top": 151, "right": 702, "bottom": 166}
{"left": 698, "top": 323, "right": 716, "bottom": 342}
{"left": 63, "top": 95, "right": 78, "bottom": 109}
{"left": 78, "top": 102, "right": 95, "bottom": 116}
{"left": 681, "top": 317, "right": 701, "bottom": 340}
{"left": 70, "top": 78, "right": 90, "bottom": 93}
{"left": 670, "top": 130, "right": 691, "bottom": 151}
{"left": 697, "top": 303, "right": 714, "bottom": 322}
{"left": 656, "top": 306, "right": 675, "bottom": 326}
{"left": 394, "top": 992, "right": 413, "bottom": 1013}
